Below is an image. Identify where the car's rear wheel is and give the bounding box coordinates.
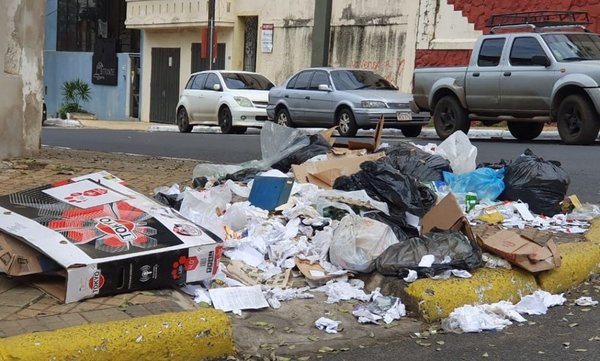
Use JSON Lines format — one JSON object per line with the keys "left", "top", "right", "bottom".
{"left": 177, "top": 107, "right": 193, "bottom": 133}
{"left": 219, "top": 106, "right": 236, "bottom": 134}
{"left": 401, "top": 125, "right": 422, "bottom": 138}
{"left": 557, "top": 94, "right": 600, "bottom": 145}
{"left": 275, "top": 107, "right": 293, "bottom": 127}
{"left": 433, "top": 95, "right": 470, "bottom": 139}
{"left": 337, "top": 108, "right": 358, "bottom": 137}
{"left": 507, "top": 121, "right": 544, "bottom": 141}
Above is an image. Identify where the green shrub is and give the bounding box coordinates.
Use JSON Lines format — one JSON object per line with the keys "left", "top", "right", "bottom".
{"left": 60, "top": 79, "right": 91, "bottom": 114}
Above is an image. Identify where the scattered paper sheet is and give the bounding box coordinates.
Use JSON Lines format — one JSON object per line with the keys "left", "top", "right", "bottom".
{"left": 575, "top": 296, "right": 598, "bottom": 306}
{"left": 315, "top": 317, "right": 341, "bottom": 334}
{"left": 208, "top": 285, "right": 269, "bottom": 313}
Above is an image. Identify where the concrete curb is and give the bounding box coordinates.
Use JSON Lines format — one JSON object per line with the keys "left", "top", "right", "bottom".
{"left": 0, "top": 309, "right": 235, "bottom": 361}
{"left": 404, "top": 219, "right": 600, "bottom": 322}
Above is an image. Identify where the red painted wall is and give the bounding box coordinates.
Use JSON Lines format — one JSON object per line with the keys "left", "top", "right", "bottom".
{"left": 416, "top": 0, "right": 600, "bottom": 67}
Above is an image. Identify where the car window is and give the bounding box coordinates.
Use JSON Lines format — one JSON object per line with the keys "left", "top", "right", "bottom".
{"left": 330, "top": 70, "right": 396, "bottom": 90}
{"left": 309, "top": 71, "right": 330, "bottom": 90}
{"left": 293, "top": 71, "right": 313, "bottom": 90}
{"left": 185, "top": 75, "right": 195, "bottom": 89}
{"left": 221, "top": 72, "right": 274, "bottom": 90}
{"left": 286, "top": 74, "right": 299, "bottom": 89}
{"left": 478, "top": 38, "right": 505, "bottom": 67}
{"left": 191, "top": 73, "right": 207, "bottom": 89}
{"left": 543, "top": 33, "right": 600, "bottom": 61}
{"left": 510, "top": 37, "right": 547, "bottom": 66}
{"left": 204, "top": 73, "right": 221, "bottom": 90}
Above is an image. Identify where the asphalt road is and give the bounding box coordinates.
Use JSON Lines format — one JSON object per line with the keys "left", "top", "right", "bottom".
{"left": 41, "top": 127, "right": 600, "bottom": 204}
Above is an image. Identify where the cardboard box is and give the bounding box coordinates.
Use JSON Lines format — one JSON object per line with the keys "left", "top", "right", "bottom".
{"left": 421, "top": 193, "right": 476, "bottom": 241}
{"left": 477, "top": 230, "right": 561, "bottom": 273}
{"left": 346, "top": 116, "right": 384, "bottom": 151}
{"left": 0, "top": 171, "right": 222, "bottom": 303}
{"left": 291, "top": 152, "right": 385, "bottom": 189}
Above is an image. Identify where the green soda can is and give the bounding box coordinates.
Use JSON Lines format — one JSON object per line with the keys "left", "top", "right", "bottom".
{"left": 465, "top": 192, "right": 477, "bottom": 212}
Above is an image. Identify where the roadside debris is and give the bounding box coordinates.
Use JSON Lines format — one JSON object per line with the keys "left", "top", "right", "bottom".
{"left": 1, "top": 122, "right": 598, "bottom": 332}
{"left": 575, "top": 296, "right": 599, "bottom": 307}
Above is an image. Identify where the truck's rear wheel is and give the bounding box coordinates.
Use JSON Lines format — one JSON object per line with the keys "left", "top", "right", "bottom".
{"left": 401, "top": 125, "right": 422, "bottom": 138}
{"left": 433, "top": 96, "right": 470, "bottom": 139}
{"left": 507, "top": 121, "right": 544, "bottom": 141}
{"left": 557, "top": 94, "right": 600, "bottom": 145}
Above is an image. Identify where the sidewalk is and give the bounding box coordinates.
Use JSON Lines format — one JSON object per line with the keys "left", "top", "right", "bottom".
{"left": 44, "top": 117, "right": 564, "bottom": 141}
{"left": 2, "top": 122, "right": 598, "bottom": 360}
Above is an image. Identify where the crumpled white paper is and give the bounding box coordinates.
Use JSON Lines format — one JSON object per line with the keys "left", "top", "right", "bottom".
{"left": 314, "top": 279, "right": 371, "bottom": 303}
{"left": 263, "top": 287, "right": 314, "bottom": 309}
{"left": 315, "top": 317, "right": 341, "bottom": 334}
{"left": 180, "top": 284, "right": 212, "bottom": 305}
{"left": 403, "top": 270, "right": 418, "bottom": 283}
{"left": 352, "top": 289, "right": 406, "bottom": 324}
{"left": 515, "top": 290, "right": 566, "bottom": 315}
{"left": 575, "top": 296, "right": 599, "bottom": 306}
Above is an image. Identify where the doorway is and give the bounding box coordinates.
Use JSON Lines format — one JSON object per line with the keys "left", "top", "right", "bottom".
{"left": 149, "top": 48, "right": 180, "bottom": 123}
{"left": 243, "top": 16, "right": 258, "bottom": 72}
{"left": 129, "top": 54, "right": 140, "bottom": 119}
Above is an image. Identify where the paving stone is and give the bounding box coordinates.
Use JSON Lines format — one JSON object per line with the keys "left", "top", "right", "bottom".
{"left": 123, "top": 304, "right": 153, "bottom": 318}
{"left": 35, "top": 315, "right": 68, "bottom": 331}
{"left": 80, "top": 308, "right": 130, "bottom": 323}
{"left": 0, "top": 306, "right": 20, "bottom": 321}
{"left": 0, "top": 320, "right": 26, "bottom": 337}
{"left": 58, "top": 313, "right": 88, "bottom": 327}
{"left": 128, "top": 294, "right": 161, "bottom": 305}
{"left": 0, "top": 276, "right": 18, "bottom": 294}
{"left": 0, "top": 286, "right": 43, "bottom": 307}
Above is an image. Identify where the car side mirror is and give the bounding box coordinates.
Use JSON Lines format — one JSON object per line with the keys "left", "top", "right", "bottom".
{"left": 531, "top": 55, "right": 551, "bottom": 67}
{"left": 318, "top": 84, "right": 332, "bottom": 92}
{"left": 213, "top": 84, "right": 222, "bottom": 91}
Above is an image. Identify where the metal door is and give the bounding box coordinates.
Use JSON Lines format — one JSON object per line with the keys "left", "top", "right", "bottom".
{"left": 465, "top": 37, "right": 505, "bottom": 112}
{"left": 243, "top": 16, "right": 258, "bottom": 72}
{"left": 150, "top": 48, "right": 180, "bottom": 123}
{"left": 191, "top": 43, "right": 226, "bottom": 72}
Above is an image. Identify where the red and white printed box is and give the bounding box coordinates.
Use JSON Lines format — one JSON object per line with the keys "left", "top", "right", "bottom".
{"left": 0, "top": 171, "right": 222, "bottom": 303}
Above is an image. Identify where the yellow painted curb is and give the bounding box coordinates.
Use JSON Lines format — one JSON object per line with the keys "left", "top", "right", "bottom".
{"left": 404, "top": 268, "right": 537, "bottom": 322}
{"left": 0, "top": 309, "right": 235, "bottom": 361}
{"left": 537, "top": 241, "right": 600, "bottom": 294}
{"left": 584, "top": 218, "right": 600, "bottom": 244}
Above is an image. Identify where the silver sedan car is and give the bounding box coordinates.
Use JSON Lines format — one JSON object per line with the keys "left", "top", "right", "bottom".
{"left": 266, "top": 68, "right": 430, "bottom": 137}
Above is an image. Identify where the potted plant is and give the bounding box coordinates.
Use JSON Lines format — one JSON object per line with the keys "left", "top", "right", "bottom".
{"left": 58, "top": 79, "right": 92, "bottom": 119}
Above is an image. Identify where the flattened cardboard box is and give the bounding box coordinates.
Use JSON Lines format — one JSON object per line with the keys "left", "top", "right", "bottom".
{"left": 477, "top": 230, "right": 560, "bottom": 273}
{"left": 0, "top": 171, "right": 222, "bottom": 303}
{"left": 421, "top": 192, "right": 476, "bottom": 241}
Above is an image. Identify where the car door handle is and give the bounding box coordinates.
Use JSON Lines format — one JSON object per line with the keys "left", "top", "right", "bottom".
{"left": 504, "top": 72, "right": 512, "bottom": 77}
{"left": 284, "top": 95, "right": 289, "bottom": 98}
{"left": 305, "top": 96, "right": 311, "bottom": 100}
{"left": 473, "top": 72, "right": 480, "bottom": 77}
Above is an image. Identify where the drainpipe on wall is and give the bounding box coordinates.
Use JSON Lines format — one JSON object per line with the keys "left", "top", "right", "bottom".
{"left": 208, "top": 0, "right": 216, "bottom": 70}
{"left": 311, "top": 0, "right": 333, "bottom": 67}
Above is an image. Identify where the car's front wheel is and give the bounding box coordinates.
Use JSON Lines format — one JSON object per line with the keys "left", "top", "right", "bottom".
{"left": 275, "top": 107, "right": 293, "bottom": 127}
{"left": 507, "top": 121, "right": 544, "bottom": 141}
{"left": 177, "top": 107, "right": 193, "bottom": 133}
{"left": 219, "top": 106, "right": 235, "bottom": 134}
{"left": 401, "top": 125, "right": 422, "bottom": 138}
{"left": 433, "top": 95, "right": 470, "bottom": 139}
{"left": 557, "top": 94, "right": 600, "bottom": 145}
{"left": 336, "top": 108, "right": 358, "bottom": 137}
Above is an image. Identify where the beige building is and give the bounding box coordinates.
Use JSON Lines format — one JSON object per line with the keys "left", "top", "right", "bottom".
{"left": 125, "top": 0, "right": 480, "bottom": 123}
{"left": 0, "top": 1, "right": 45, "bottom": 159}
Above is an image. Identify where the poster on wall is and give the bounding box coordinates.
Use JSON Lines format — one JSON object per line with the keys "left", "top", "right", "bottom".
{"left": 261, "top": 24, "right": 274, "bottom": 53}
{"left": 92, "top": 38, "right": 118, "bottom": 86}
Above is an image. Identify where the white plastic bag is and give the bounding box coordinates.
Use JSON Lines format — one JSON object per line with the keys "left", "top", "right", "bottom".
{"left": 221, "top": 201, "right": 268, "bottom": 231}
{"left": 329, "top": 215, "right": 399, "bottom": 273}
{"left": 436, "top": 131, "right": 477, "bottom": 174}
{"left": 179, "top": 186, "right": 232, "bottom": 239}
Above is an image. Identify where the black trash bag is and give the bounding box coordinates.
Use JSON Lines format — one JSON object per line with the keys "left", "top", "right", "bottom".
{"left": 271, "top": 134, "right": 332, "bottom": 173}
{"left": 219, "top": 168, "right": 262, "bottom": 182}
{"left": 382, "top": 142, "right": 452, "bottom": 182}
{"left": 154, "top": 192, "right": 182, "bottom": 210}
{"left": 500, "top": 149, "right": 570, "bottom": 216}
{"left": 333, "top": 161, "right": 437, "bottom": 217}
{"left": 375, "top": 229, "right": 483, "bottom": 278}
{"left": 364, "top": 210, "right": 419, "bottom": 242}
{"left": 192, "top": 176, "right": 208, "bottom": 189}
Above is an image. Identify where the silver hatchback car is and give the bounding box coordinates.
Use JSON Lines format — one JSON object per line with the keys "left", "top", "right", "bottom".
{"left": 266, "top": 68, "right": 430, "bottom": 137}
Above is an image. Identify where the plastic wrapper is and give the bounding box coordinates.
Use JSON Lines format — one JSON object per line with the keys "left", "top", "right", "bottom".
{"left": 435, "top": 131, "right": 477, "bottom": 174}
{"left": 271, "top": 134, "right": 332, "bottom": 173}
{"left": 178, "top": 186, "right": 232, "bottom": 239}
{"left": 375, "top": 229, "right": 483, "bottom": 278}
{"left": 382, "top": 142, "right": 452, "bottom": 182}
{"left": 500, "top": 149, "right": 570, "bottom": 216}
{"left": 260, "top": 121, "right": 312, "bottom": 167}
{"left": 443, "top": 167, "right": 505, "bottom": 201}
{"left": 329, "top": 215, "right": 400, "bottom": 273}
{"left": 333, "top": 161, "right": 437, "bottom": 217}
{"left": 154, "top": 192, "right": 182, "bottom": 210}
{"left": 364, "top": 210, "right": 419, "bottom": 242}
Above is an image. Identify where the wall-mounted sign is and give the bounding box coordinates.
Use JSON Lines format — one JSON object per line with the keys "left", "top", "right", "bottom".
{"left": 92, "top": 38, "right": 118, "bottom": 86}
{"left": 261, "top": 24, "right": 274, "bottom": 53}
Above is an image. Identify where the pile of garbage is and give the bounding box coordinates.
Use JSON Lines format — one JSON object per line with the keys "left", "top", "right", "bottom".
{"left": 150, "top": 123, "right": 596, "bottom": 325}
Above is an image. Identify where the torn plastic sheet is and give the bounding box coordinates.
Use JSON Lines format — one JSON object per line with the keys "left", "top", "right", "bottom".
{"left": 263, "top": 287, "right": 314, "bottom": 309}
{"left": 443, "top": 290, "right": 566, "bottom": 333}
{"left": 181, "top": 284, "right": 212, "bottom": 305}
{"left": 515, "top": 290, "right": 566, "bottom": 315}
{"left": 314, "top": 279, "right": 372, "bottom": 304}
{"left": 179, "top": 186, "right": 232, "bottom": 239}
{"left": 435, "top": 131, "right": 477, "bottom": 175}
{"left": 315, "top": 317, "right": 342, "bottom": 334}
{"left": 317, "top": 189, "right": 390, "bottom": 215}
{"left": 221, "top": 201, "right": 269, "bottom": 232}
{"left": 482, "top": 252, "right": 512, "bottom": 270}
{"left": 352, "top": 289, "right": 406, "bottom": 324}
{"left": 575, "top": 296, "right": 599, "bottom": 306}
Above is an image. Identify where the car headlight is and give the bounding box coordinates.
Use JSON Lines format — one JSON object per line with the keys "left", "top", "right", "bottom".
{"left": 234, "top": 96, "right": 254, "bottom": 107}
{"left": 361, "top": 100, "right": 387, "bottom": 108}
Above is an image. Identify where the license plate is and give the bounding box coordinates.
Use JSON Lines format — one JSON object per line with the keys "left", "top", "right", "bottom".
{"left": 397, "top": 112, "right": 412, "bottom": 121}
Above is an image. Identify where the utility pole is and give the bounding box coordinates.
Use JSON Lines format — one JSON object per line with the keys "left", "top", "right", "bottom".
{"left": 311, "top": 0, "right": 332, "bottom": 67}
{"left": 208, "top": 0, "right": 216, "bottom": 70}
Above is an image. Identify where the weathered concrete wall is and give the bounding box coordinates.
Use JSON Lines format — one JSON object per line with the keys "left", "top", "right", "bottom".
{"left": 0, "top": 0, "right": 44, "bottom": 159}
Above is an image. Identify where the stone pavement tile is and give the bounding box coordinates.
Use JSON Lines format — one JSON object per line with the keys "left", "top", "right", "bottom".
{"left": 35, "top": 315, "right": 69, "bottom": 332}
{"left": 80, "top": 308, "right": 130, "bottom": 323}
{"left": 0, "top": 320, "right": 27, "bottom": 337}
{"left": 128, "top": 293, "right": 162, "bottom": 305}
{"left": 58, "top": 313, "right": 88, "bottom": 327}
{"left": 0, "top": 306, "right": 20, "bottom": 321}
{"left": 16, "top": 318, "right": 50, "bottom": 333}
{"left": 0, "top": 276, "right": 18, "bottom": 294}
{"left": 123, "top": 304, "right": 153, "bottom": 318}
{"left": 0, "top": 286, "right": 43, "bottom": 307}
{"left": 143, "top": 300, "right": 185, "bottom": 315}
{"left": 15, "top": 308, "right": 45, "bottom": 319}
{"left": 67, "top": 301, "right": 102, "bottom": 313}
